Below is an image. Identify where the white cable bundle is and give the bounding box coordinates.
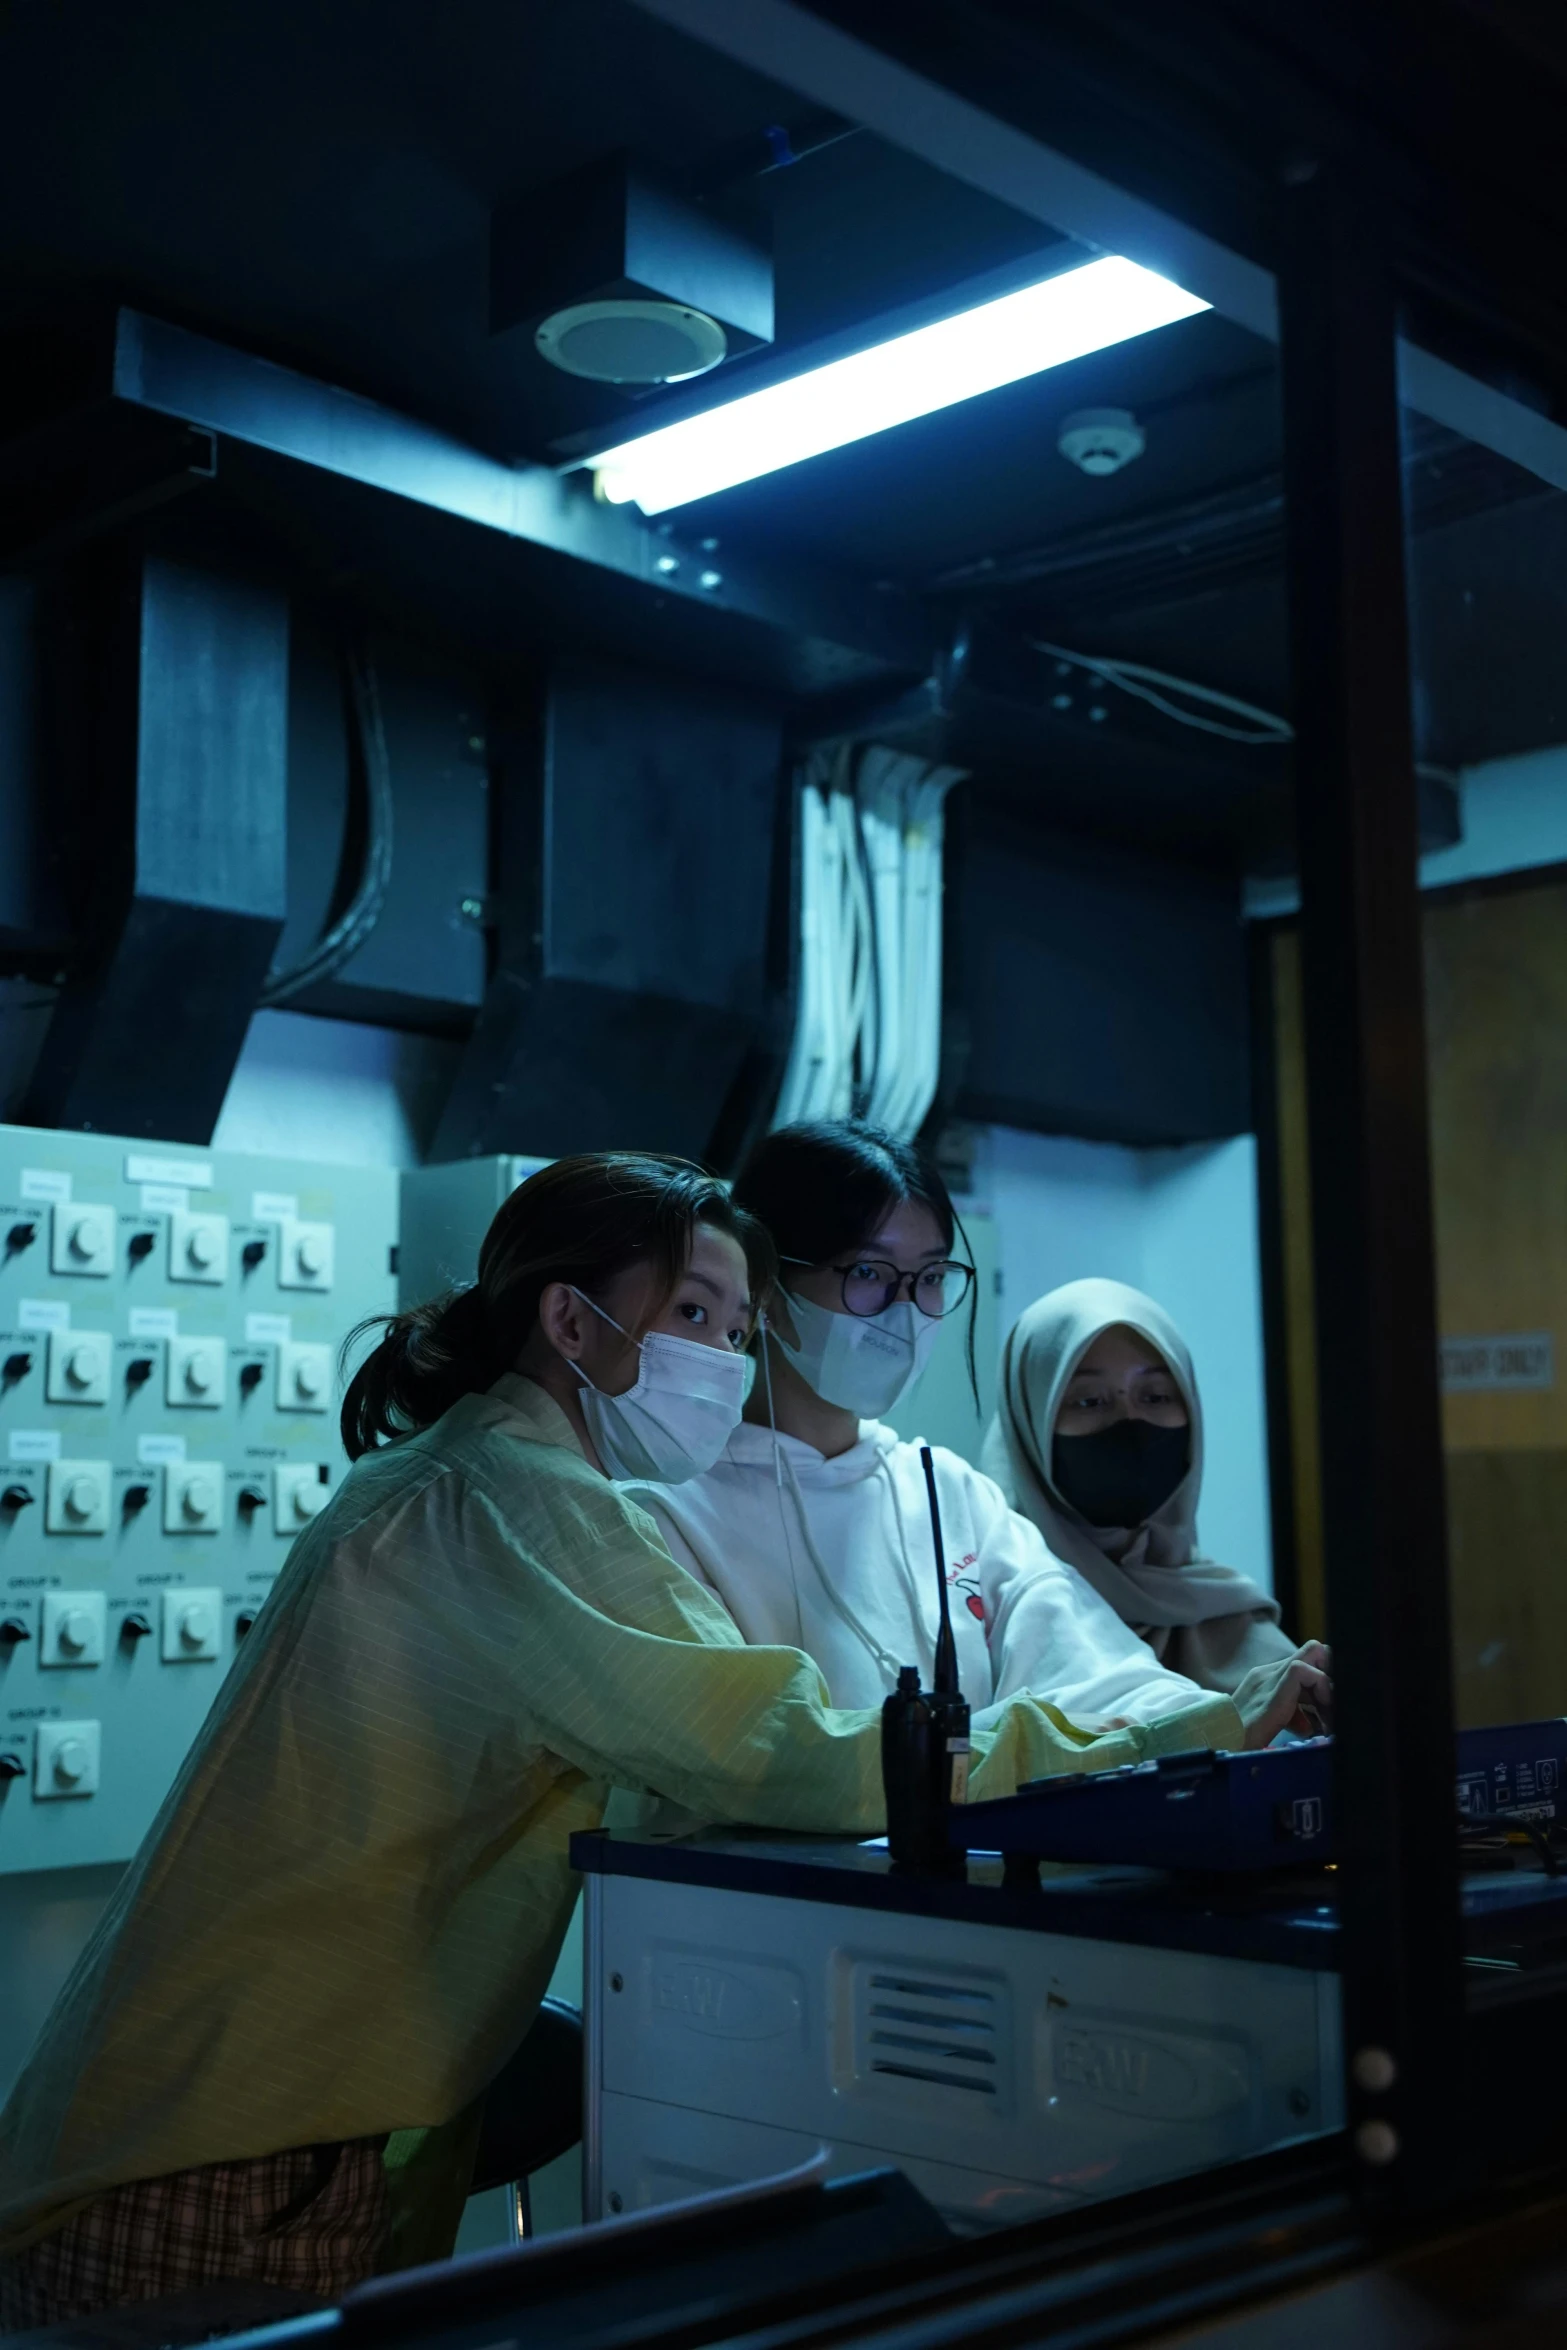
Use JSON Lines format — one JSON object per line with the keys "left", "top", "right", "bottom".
{"left": 772, "top": 742, "right": 964, "bottom": 1141}
{"left": 772, "top": 744, "right": 867, "bottom": 1125}
{"left": 857, "top": 747, "right": 965, "bottom": 1138}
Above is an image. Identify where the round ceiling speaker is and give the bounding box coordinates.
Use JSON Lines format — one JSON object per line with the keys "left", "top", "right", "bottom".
{"left": 534, "top": 299, "right": 728, "bottom": 386}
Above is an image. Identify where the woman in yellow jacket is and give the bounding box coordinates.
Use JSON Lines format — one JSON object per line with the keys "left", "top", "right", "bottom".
{"left": 0, "top": 1153, "right": 1322, "bottom": 2327}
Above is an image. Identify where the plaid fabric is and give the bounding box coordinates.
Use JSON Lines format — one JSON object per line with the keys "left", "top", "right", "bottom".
{"left": 0, "top": 2136, "right": 388, "bottom": 2331}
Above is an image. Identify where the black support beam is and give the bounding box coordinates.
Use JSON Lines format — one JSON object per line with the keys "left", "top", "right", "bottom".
{"left": 1279, "top": 170, "right": 1462, "bottom": 2216}
{"left": 110, "top": 310, "right": 930, "bottom": 696}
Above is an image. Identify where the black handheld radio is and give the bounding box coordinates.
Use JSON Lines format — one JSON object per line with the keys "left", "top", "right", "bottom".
{"left": 880, "top": 1445, "right": 972, "bottom": 1873}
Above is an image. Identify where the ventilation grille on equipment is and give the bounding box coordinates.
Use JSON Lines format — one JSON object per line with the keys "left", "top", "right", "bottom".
{"left": 860, "top": 1970, "right": 1000, "bottom": 2095}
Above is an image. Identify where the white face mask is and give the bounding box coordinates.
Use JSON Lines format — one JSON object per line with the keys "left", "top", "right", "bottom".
{"left": 774, "top": 1289, "right": 942, "bottom": 1419}
{"left": 567, "top": 1289, "right": 746, "bottom": 1484}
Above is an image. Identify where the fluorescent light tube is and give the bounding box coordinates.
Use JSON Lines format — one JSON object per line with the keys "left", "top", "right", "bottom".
{"left": 588, "top": 255, "right": 1209, "bottom": 515}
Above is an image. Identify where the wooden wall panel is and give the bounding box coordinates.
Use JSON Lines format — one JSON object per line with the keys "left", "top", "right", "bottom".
{"left": 1271, "top": 872, "right": 1567, "bottom": 1725}
{"left": 1445, "top": 1451, "right": 1567, "bottom": 1725}
{"left": 1424, "top": 881, "right": 1567, "bottom": 1456}
{"left": 1270, "top": 927, "right": 1328, "bottom": 1643}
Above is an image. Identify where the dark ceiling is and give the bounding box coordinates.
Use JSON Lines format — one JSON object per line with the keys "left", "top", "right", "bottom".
{"left": 0, "top": 0, "right": 1061, "bottom": 461}
{"left": 0, "top": 0, "right": 1561, "bottom": 877}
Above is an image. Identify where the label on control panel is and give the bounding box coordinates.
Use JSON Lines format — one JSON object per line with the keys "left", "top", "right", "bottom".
{"left": 136, "top": 1434, "right": 187, "bottom": 1465}
{"left": 1457, "top": 1757, "right": 1561, "bottom": 1817}
{"left": 251, "top": 1193, "right": 298, "bottom": 1223}
{"left": 8, "top": 1431, "right": 62, "bottom": 1462}
{"left": 139, "top": 1185, "right": 188, "bottom": 1214}
{"left": 128, "top": 1308, "right": 179, "bottom": 1339}
{"left": 245, "top": 1313, "right": 292, "bottom": 1343}
{"left": 125, "top": 1155, "right": 213, "bottom": 1190}
{"left": 17, "top": 1300, "right": 70, "bottom": 1332}
{"left": 19, "top": 1169, "right": 71, "bottom": 1204}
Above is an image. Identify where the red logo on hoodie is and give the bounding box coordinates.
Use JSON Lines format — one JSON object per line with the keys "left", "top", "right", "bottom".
{"left": 947, "top": 1553, "right": 985, "bottom": 1629}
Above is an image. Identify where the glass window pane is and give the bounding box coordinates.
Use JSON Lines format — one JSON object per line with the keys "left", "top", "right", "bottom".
{"left": 1398, "top": 365, "right": 1567, "bottom": 1732}
{"left": 1263, "top": 373, "right": 1567, "bottom": 1717}
{"left": 560, "top": 20, "right": 1347, "bottom": 2238}
{"left": 0, "top": 0, "right": 1408, "bottom": 2274}
{"left": 1427, "top": 875, "right": 1567, "bottom": 1724}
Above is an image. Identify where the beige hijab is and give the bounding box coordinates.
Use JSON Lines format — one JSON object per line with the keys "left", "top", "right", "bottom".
{"left": 980, "top": 1277, "right": 1293, "bottom": 1694}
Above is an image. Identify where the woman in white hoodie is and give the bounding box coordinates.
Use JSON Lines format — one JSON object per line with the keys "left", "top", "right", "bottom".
{"left": 631, "top": 1122, "right": 1324, "bottom": 1743}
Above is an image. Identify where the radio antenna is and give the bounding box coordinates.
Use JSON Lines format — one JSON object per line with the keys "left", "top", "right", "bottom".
{"left": 921, "top": 1444, "right": 959, "bottom": 1697}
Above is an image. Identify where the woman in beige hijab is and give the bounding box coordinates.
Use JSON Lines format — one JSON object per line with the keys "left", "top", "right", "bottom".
{"left": 981, "top": 1277, "right": 1305, "bottom": 1693}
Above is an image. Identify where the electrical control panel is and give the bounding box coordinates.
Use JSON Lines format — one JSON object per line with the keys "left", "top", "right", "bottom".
{"left": 0, "top": 1126, "right": 397, "bottom": 1876}
{"left": 397, "top": 1155, "right": 548, "bottom": 1311}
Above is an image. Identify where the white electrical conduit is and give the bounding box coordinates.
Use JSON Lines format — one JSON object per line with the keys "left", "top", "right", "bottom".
{"left": 835, "top": 785, "right": 876, "bottom": 1086}
{"left": 784, "top": 777, "right": 834, "bottom": 1120}
{"left": 857, "top": 748, "right": 962, "bottom": 1137}
{"left": 773, "top": 742, "right": 965, "bottom": 1141}
{"left": 774, "top": 744, "right": 860, "bottom": 1125}
{"left": 776, "top": 651, "right": 1460, "bottom": 1143}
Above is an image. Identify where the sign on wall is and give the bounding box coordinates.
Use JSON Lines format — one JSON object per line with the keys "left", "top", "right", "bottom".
{"left": 1439, "top": 1332, "right": 1555, "bottom": 1393}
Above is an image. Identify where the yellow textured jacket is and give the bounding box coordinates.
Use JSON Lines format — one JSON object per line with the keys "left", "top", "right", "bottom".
{"left": 0, "top": 1376, "right": 1241, "bottom": 2254}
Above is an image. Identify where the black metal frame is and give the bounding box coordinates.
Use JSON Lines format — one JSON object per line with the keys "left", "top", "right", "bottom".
{"left": 1245, "top": 919, "right": 1302, "bottom": 1644}
{"left": 1278, "top": 167, "right": 1465, "bottom": 2215}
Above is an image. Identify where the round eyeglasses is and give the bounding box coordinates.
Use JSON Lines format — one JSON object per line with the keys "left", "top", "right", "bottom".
{"left": 785, "top": 1255, "right": 976, "bottom": 1320}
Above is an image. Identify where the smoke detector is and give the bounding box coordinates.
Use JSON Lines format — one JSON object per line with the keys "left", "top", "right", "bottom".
{"left": 1057, "top": 407, "right": 1146, "bottom": 476}
{"left": 535, "top": 298, "right": 728, "bottom": 387}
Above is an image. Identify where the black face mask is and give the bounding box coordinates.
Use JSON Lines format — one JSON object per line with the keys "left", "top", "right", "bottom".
{"left": 1051, "top": 1419, "right": 1190, "bottom": 1528}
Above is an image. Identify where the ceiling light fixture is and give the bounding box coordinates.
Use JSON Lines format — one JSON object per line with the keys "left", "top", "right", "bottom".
{"left": 586, "top": 255, "right": 1208, "bottom": 515}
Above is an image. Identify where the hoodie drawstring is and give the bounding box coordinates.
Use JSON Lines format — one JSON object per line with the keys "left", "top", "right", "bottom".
{"left": 758, "top": 1321, "right": 945, "bottom": 1687}
{"left": 759, "top": 1322, "right": 906, "bottom": 1684}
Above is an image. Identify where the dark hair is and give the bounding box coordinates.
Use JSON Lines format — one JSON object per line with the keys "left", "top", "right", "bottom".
{"left": 732, "top": 1119, "right": 977, "bottom": 1403}
{"left": 341, "top": 1152, "right": 774, "bottom": 1458}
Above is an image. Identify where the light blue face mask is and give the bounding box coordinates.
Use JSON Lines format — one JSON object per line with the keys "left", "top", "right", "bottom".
{"left": 567, "top": 1289, "right": 746, "bottom": 1484}
{"left": 772, "top": 1289, "right": 942, "bottom": 1419}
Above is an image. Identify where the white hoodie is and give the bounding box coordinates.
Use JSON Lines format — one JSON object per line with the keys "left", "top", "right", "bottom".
{"left": 630, "top": 1420, "right": 1213, "bottom": 1729}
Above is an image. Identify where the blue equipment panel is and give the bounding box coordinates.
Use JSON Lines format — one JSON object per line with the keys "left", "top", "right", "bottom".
{"left": 1455, "top": 1721, "right": 1565, "bottom": 1821}
{"left": 954, "top": 1721, "right": 1567, "bottom": 1874}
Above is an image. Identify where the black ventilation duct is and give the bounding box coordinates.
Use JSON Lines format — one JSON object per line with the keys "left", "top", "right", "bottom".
{"left": 22, "top": 550, "right": 287, "bottom": 1141}
{"left": 433, "top": 658, "right": 787, "bottom": 1166}
{"left": 948, "top": 794, "right": 1252, "bottom": 1146}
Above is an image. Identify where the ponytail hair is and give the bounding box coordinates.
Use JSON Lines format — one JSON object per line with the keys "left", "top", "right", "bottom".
{"left": 341, "top": 1152, "right": 773, "bottom": 1459}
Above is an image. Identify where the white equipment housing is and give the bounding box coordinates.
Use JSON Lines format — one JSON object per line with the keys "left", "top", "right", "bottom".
{"left": 582, "top": 1832, "right": 1342, "bottom": 2234}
